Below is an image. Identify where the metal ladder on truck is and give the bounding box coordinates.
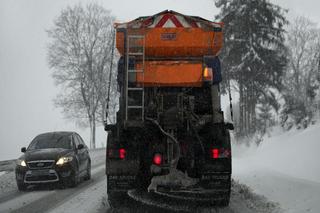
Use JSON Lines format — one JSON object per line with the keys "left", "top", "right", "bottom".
{"left": 125, "top": 35, "right": 145, "bottom": 126}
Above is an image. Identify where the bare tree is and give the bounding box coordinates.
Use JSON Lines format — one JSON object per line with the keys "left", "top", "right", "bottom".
{"left": 281, "top": 16, "right": 320, "bottom": 128}
{"left": 47, "top": 3, "right": 115, "bottom": 148}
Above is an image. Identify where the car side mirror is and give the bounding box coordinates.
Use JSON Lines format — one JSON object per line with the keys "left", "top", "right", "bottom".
{"left": 225, "top": 123, "right": 234, "bottom": 130}
{"left": 77, "top": 144, "right": 84, "bottom": 150}
{"left": 21, "top": 147, "right": 26, "bottom": 153}
{"left": 104, "top": 124, "right": 116, "bottom": 132}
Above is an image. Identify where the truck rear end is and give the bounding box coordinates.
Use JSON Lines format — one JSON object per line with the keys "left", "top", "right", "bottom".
{"left": 105, "top": 10, "right": 233, "bottom": 207}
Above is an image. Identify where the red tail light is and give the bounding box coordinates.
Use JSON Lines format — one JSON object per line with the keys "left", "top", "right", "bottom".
{"left": 211, "top": 148, "right": 231, "bottom": 159}
{"left": 212, "top": 149, "right": 219, "bottom": 159}
{"left": 119, "top": 148, "right": 126, "bottom": 159}
{"left": 153, "top": 153, "right": 162, "bottom": 165}
{"left": 107, "top": 148, "right": 127, "bottom": 159}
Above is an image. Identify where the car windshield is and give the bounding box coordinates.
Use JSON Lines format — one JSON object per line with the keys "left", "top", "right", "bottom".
{"left": 28, "top": 134, "right": 72, "bottom": 150}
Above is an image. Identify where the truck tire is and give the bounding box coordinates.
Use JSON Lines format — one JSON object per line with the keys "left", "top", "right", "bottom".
{"left": 220, "top": 193, "right": 230, "bottom": 207}
{"left": 137, "top": 172, "right": 152, "bottom": 191}
{"left": 107, "top": 191, "right": 129, "bottom": 208}
{"left": 200, "top": 173, "right": 231, "bottom": 206}
{"left": 136, "top": 157, "right": 152, "bottom": 191}
{"left": 218, "top": 176, "right": 231, "bottom": 207}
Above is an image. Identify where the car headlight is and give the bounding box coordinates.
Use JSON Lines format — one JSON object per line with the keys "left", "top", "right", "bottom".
{"left": 56, "top": 156, "right": 73, "bottom": 165}
{"left": 17, "top": 160, "right": 27, "bottom": 167}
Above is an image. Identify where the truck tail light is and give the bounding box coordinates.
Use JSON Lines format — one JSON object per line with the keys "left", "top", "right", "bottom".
{"left": 211, "top": 148, "right": 231, "bottom": 159}
{"left": 203, "top": 67, "right": 213, "bottom": 82}
{"left": 107, "top": 148, "right": 126, "bottom": 159}
{"left": 119, "top": 148, "right": 126, "bottom": 159}
{"left": 153, "top": 153, "right": 162, "bottom": 165}
{"left": 212, "top": 149, "right": 219, "bottom": 159}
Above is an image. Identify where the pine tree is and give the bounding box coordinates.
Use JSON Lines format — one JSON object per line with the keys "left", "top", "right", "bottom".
{"left": 215, "top": 0, "right": 288, "bottom": 138}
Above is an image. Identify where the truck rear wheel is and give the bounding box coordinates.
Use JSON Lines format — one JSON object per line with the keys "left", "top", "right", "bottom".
{"left": 218, "top": 180, "right": 231, "bottom": 207}
{"left": 107, "top": 191, "right": 129, "bottom": 208}
{"left": 200, "top": 173, "right": 231, "bottom": 206}
{"left": 220, "top": 192, "right": 230, "bottom": 206}
{"left": 136, "top": 172, "right": 152, "bottom": 191}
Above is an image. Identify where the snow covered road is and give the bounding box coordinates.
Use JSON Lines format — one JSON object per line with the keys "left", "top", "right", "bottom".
{"left": 0, "top": 147, "right": 280, "bottom": 213}
{"left": 3, "top": 126, "right": 319, "bottom": 213}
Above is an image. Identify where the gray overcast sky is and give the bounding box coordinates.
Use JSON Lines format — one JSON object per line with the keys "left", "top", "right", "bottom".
{"left": 0, "top": 0, "right": 319, "bottom": 160}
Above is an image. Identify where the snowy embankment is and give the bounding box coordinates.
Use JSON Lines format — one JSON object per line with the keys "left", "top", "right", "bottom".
{"left": 233, "top": 123, "right": 320, "bottom": 213}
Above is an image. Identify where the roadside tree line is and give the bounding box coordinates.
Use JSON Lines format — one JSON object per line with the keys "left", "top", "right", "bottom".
{"left": 215, "top": 0, "right": 320, "bottom": 143}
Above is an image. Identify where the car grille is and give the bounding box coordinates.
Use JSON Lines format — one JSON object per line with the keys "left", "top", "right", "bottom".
{"left": 25, "top": 174, "right": 57, "bottom": 182}
{"left": 27, "top": 160, "right": 55, "bottom": 169}
{"left": 24, "top": 169, "right": 59, "bottom": 183}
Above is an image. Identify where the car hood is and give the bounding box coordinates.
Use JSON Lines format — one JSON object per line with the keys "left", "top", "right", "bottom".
{"left": 23, "top": 148, "right": 72, "bottom": 161}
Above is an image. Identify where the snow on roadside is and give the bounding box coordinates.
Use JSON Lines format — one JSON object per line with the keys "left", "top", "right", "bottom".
{"left": 232, "top": 123, "right": 320, "bottom": 213}
{"left": 200, "top": 180, "right": 281, "bottom": 213}
{"left": 0, "top": 172, "right": 6, "bottom": 177}
{"left": 239, "top": 124, "right": 320, "bottom": 183}
{"left": 0, "top": 172, "right": 16, "bottom": 195}
{"left": 229, "top": 180, "right": 282, "bottom": 213}
{"left": 234, "top": 165, "right": 320, "bottom": 213}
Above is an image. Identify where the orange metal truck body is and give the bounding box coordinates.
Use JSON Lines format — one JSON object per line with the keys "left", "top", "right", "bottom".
{"left": 116, "top": 28, "right": 223, "bottom": 58}
{"left": 115, "top": 10, "right": 223, "bottom": 87}
{"left": 135, "top": 61, "right": 203, "bottom": 87}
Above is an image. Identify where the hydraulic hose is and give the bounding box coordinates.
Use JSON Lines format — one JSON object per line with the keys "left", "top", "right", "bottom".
{"left": 146, "top": 117, "right": 180, "bottom": 169}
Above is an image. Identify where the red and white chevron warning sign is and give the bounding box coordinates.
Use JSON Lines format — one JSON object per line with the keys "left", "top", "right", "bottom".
{"left": 116, "top": 10, "right": 222, "bottom": 29}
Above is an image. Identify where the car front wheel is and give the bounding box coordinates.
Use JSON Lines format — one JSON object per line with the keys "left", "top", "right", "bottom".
{"left": 17, "top": 182, "right": 27, "bottom": 191}
{"left": 68, "top": 170, "right": 79, "bottom": 188}
{"left": 84, "top": 161, "right": 91, "bottom": 181}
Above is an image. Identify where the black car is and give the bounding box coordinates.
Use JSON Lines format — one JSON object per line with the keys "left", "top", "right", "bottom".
{"left": 15, "top": 131, "right": 91, "bottom": 191}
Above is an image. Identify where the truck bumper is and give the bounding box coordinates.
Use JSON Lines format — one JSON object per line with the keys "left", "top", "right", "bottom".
{"left": 106, "top": 159, "right": 139, "bottom": 175}
{"left": 107, "top": 174, "right": 137, "bottom": 191}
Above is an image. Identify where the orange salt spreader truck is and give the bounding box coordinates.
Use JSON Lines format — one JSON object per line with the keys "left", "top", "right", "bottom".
{"left": 105, "top": 10, "right": 234, "bottom": 208}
